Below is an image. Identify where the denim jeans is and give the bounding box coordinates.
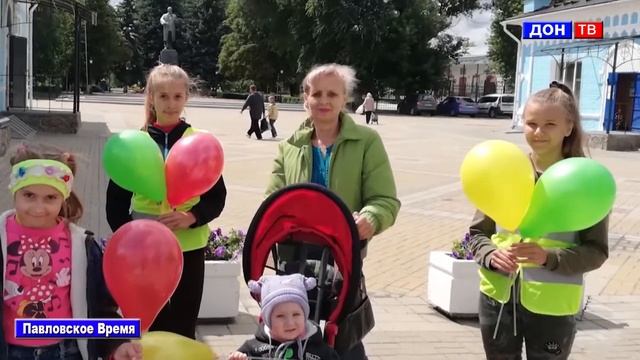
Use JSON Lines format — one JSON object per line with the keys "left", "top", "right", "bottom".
{"left": 8, "top": 340, "right": 82, "bottom": 360}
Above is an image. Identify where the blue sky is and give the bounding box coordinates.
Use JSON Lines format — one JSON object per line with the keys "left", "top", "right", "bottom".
{"left": 108, "top": 1, "right": 491, "bottom": 56}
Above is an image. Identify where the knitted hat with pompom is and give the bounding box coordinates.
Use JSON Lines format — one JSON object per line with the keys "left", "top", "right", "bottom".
{"left": 248, "top": 274, "right": 317, "bottom": 328}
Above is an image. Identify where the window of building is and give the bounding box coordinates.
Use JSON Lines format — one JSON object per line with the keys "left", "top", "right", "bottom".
{"left": 556, "top": 60, "right": 582, "bottom": 103}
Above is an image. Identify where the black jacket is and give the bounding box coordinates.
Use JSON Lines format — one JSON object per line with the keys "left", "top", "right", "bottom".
{"left": 237, "top": 321, "right": 340, "bottom": 360}
{"left": 242, "top": 92, "right": 266, "bottom": 119}
{"left": 106, "top": 120, "right": 227, "bottom": 232}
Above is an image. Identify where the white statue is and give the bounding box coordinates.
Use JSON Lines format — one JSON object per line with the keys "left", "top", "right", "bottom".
{"left": 160, "top": 7, "right": 177, "bottom": 49}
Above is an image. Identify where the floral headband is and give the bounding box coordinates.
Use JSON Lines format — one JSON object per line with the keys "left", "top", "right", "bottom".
{"left": 9, "top": 159, "right": 74, "bottom": 199}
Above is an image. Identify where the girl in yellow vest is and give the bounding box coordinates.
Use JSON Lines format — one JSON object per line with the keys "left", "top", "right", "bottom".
{"left": 469, "top": 82, "right": 609, "bottom": 360}
{"left": 105, "top": 64, "right": 227, "bottom": 339}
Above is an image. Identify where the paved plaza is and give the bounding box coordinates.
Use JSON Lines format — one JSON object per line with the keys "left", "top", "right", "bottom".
{"left": 5, "top": 97, "right": 640, "bottom": 359}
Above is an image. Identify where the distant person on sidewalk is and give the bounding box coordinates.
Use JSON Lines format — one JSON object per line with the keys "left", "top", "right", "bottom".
{"left": 468, "top": 81, "right": 609, "bottom": 360}
{"left": 362, "top": 92, "right": 375, "bottom": 124}
{"left": 266, "top": 95, "right": 278, "bottom": 138}
{"left": 241, "top": 84, "right": 265, "bottom": 140}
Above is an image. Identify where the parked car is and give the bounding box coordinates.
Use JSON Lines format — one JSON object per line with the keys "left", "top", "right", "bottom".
{"left": 476, "top": 94, "right": 514, "bottom": 118}
{"left": 436, "top": 96, "right": 479, "bottom": 117}
{"left": 397, "top": 94, "right": 437, "bottom": 115}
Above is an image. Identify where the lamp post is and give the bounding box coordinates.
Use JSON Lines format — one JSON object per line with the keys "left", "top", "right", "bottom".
{"left": 277, "top": 69, "right": 283, "bottom": 94}
{"left": 124, "top": 61, "right": 131, "bottom": 94}
{"left": 87, "top": 58, "right": 93, "bottom": 93}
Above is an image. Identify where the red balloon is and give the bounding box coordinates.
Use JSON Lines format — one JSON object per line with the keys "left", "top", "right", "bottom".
{"left": 166, "top": 132, "right": 224, "bottom": 208}
{"left": 103, "top": 220, "right": 183, "bottom": 332}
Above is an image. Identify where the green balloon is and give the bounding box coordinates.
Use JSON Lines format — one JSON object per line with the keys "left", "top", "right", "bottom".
{"left": 519, "top": 157, "right": 616, "bottom": 237}
{"left": 103, "top": 130, "right": 166, "bottom": 202}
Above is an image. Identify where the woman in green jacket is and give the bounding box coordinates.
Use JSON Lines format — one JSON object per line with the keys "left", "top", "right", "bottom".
{"left": 266, "top": 63, "right": 401, "bottom": 360}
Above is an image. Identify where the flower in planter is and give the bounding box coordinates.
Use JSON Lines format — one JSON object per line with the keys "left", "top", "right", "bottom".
{"left": 204, "top": 227, "right": 245, "bottom": 261}
{"left": 449, "top": 232, "right": 474, "bottom": 260}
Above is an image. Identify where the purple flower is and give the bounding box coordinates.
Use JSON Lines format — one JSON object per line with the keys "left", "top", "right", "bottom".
{"left": 45, "top": 166, "right": 55, "bottom": 175}
{"left": 205, "top": 227, "right": 245, "bottom": 261}
{"left": 214, "top": 246, "right": 226, "bottom": 258}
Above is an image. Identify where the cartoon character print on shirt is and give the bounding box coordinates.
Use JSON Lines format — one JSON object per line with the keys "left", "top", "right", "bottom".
{"left": 4, "top": 235, "right": 71, "bottom": 318}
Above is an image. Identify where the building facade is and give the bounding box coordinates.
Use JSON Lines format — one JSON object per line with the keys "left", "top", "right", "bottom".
{"left": 446, "top": 55, "right": 507, "bottom": 101}
{"left": 503, "top": 0, "right": 640, "bottom": 132}
{"left": 1, "top": 0, "right": 36, "bottom": 110}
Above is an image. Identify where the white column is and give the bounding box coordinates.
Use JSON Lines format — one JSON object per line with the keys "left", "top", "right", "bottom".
{"left": 526, "top": 44, "right": 536, "bottom": 102}
{"left": 28, "top": 3, "right": 38, "bottom": 109}
{"left": 511, "top": 41, "right": 523, "bottom": 129}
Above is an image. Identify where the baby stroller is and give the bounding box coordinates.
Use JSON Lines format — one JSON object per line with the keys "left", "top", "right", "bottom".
{"left": 243, "top": 184, "right": 374, "bottom": 353}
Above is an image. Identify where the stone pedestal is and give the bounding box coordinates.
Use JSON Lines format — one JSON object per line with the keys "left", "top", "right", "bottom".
{"left": 159, "top": 48, "right": 178, "bottom": 65}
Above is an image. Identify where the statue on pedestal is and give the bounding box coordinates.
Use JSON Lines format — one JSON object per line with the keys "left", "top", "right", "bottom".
{"left": 160, "top": 7, "right": 178, "bottom": 50}
{"left": 159, "top": 6, "right": 179, "bottom": 64}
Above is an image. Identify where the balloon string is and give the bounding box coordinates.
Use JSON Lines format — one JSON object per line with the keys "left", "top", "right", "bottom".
{"left": 492, "top": 269, "right": 519, "bottom": 340}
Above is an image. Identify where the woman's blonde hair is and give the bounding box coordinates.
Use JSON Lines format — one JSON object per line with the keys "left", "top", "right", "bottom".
{"left": 525, "top": 82, "right": 587, "bottom": 158}
{"left": 302, "top": 63, "right": 358, "bottom": 99}
{"left": 10, "top": 144, "right": 83, "bottom": 223}
{"left": 144, "top": 64, "right": 191, "bottom": 127}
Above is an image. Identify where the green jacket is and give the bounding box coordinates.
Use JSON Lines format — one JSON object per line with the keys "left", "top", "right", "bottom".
{"left": 266, "top": 113, "right": 400, "bottom": 236}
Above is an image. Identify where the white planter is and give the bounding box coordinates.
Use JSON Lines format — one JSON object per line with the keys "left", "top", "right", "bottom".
{"left": 198, "top": 260, "right": 241, "bottom": 319}
{"left": 427, "top": 250, "right": 480, "bottom": 317}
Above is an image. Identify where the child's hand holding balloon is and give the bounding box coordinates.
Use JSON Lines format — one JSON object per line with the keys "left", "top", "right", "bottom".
{"left": 511, "top": 242, "right": 548, "bottom": 266}
{"left": 490, "top": 249, "right": 519, "bottom": 274}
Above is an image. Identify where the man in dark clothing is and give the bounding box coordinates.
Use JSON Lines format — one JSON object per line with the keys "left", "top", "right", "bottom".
{"left": 241, "top": 84, "right": 266, "bottom": 140}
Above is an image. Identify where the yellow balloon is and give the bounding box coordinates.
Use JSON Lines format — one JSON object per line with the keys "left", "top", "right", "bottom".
{"left": 460, "top": 140, "right": 535, "bottom": 231}
{"left": 141, "top": 331, "right": 218, "bottom": 360}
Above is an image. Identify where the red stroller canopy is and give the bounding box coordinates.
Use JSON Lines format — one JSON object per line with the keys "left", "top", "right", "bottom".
{"left": 243, "top": 184, "right": 362, "bottom": 336}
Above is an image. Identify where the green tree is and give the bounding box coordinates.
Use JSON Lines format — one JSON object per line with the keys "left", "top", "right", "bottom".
{"left": 114, "top": 0, "right": 143, "bottom": 85}
{"left": 218, "top": 0, "right": 288, "bottom": 91}
{"left": 33, "top": 6, "right": 74, "bottom": 86}
{"left": 84, "top": 0, "right": 124, "bottom": 85}
{"left": 219, "top": 0, "right": 482, "bottom": 96}
{"left": 182, "top": 0, "right": 228, "bottom": 90}
{"left": 487, "top": 0, "right": 523, "bottom": 88}
{"left": 369, "top": 1, "right": 470, "bottom": 96}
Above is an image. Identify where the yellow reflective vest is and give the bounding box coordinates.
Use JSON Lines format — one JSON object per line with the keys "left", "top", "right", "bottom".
{"left": 479, "top": 229, "right": 583, "bottom": 316}
{"left": 131, "top": 127, "right": 209, "bottom": 251}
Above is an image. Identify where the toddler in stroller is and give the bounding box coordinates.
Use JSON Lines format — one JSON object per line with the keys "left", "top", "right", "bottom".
{"left": 228, "top": 274, "right": 340, "bottom": 360}
{"left": 242, "top": 184, "right": 375, "bottom": 358}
